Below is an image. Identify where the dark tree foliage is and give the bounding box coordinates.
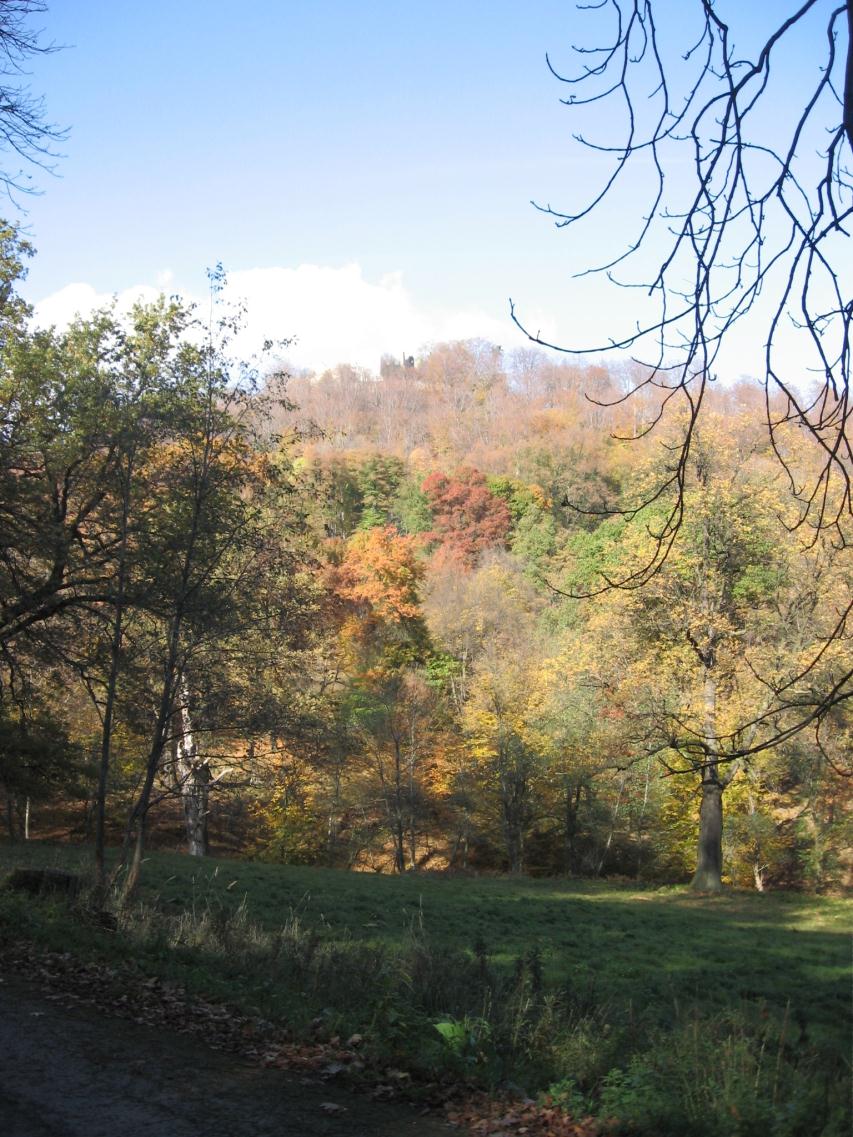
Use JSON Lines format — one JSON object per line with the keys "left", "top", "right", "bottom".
{"left": 513, "top": 1, "right": 853, "bottom": 758}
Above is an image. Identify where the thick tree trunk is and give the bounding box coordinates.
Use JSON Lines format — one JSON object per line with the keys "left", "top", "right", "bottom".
{"left": 124, "top": 812, "right": 148, "bottom": 895}
{"left": 502, "top": 789, "right": 525, "bottom": 874}
{"left": 180, "top": 763, "right": 210, "bottom": 858}
{"left": 406, "top": 734, "right": 418, "bottom": 871}
{"left": 691, "top": 660, "right": 725, "bottom": 891}
{"left": 691, "top": 778, "right": 724, "bottom": 891}
{"left": 387, "top": 737, "right": 406, "bottom": 873}
{"left": 747, "top": 787, "right": 766, "bottom": 891}
{"left": 505, "top": 829, "right": 524, "bottom": 875}
{"left": 499, "top": 739, "right": 530, "bottom": 875}
{"left": 450, "top": 814, "right": 470, "bottom": 870}
{"left": 392, "top": 820, "right": 405, "bottom": 873}
{"left": 326, "top": 760, "right": 343, "bottom": 864}
{"left": 95, "top": 601, "right": 124, "bottom": 885}
{"left": 563, "top": 782, "right": 581, "bottom": 874}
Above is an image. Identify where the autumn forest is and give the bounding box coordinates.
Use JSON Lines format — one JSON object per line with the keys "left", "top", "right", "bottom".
{"left": 1, "top": 229, "right": 848, "bottom": 899}
{"left": 1, "top": 2, "right": 851, "bottom": 1133}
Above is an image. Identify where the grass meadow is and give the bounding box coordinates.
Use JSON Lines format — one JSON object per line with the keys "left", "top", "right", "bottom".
{"left": 1, "top": 841, "right": 850, "bottom": 1136}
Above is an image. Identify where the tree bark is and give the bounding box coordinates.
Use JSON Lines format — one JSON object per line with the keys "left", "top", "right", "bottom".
{"left": 376, "top": 734, "right": 406, "bottom": 873}
{"left": 563, "top": 781, "right": 581, "bottom": 875}
{"left": 406, "top": 723, "right": 418, "bottom": 871}
{"left": 690, "top": 659, "right": 725, "bottom": 891}
{"left": 174, "top": 681, "right": 209, "bottom": 858}
{"left": 95, "top": 458, "right": 132, "bottom": 887}
{"left": 691, "top": 778, "right": 724, "bottom": 891}
{"left": 118, "top": 624, "right": 183, "bottom": 897}
{"left": 500, "top": 771, "right": 526, "bottom": 874}
{"left": 596, "top": 774, "right": 625, "bottom": 877}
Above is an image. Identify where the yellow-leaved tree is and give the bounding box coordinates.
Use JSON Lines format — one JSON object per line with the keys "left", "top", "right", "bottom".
{"left": 569, "top": 419, "right": 851, "bottom": 890}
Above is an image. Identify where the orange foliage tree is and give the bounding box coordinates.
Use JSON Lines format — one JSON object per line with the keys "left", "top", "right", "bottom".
{"left": 330, "top": 525, "right": 423, "bottom": 622}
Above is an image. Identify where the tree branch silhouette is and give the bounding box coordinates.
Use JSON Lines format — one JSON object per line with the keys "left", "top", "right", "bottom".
{"left": 514, "top": 0, "right": 852, "bottom": 757}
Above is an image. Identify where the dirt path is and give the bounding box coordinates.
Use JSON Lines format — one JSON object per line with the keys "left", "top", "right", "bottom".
{"left": 0, "top": 974, "right": 451, "bottom": 1137}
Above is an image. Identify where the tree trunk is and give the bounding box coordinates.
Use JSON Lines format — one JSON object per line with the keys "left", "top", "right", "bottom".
{"left": 498, "top": 735, "right": 530, "bottom": 875}
{"left": 406, "top": 728, "right": 418, "bottom": 871}
{"left": 95, "top": 599, "right": 124, "bottom": 884}
{"left": 392, "top": 819, "right": 405, "bottom": 873}
{"left": 117, "top": 635, "right": 181, "bottom": 898}
{"left": 124, "top": 811, "right": 148, "bottom": 895}
{"left": 179, "top": 761, "right": 210, "bottom": 858}
{"left": 386, "top": 736, "right": 406, "bottom": 873}
{"left": 174, "top": 682, "right": 209, "bottom": 858}
{"left": 95, "top": 456, "right": 132, "bottom": 888}
{"left": 450, "top": 813, "right": 470, "bottom": 870}
{"left": 691, "top": 661, "right": 725, "bottom": 891}
{"left": 505, "top": 828, "right": 524, "bottom": 875}
{"left": 691, "top": 778, "right": 724, "bottom": 891}
{"left": 596, "top": 774, "right": 625, "bottom": 876}
{"left": 502, "top": 789, "right": 525, "bottom": 874}
{"left": 563, "top": 781, "right": 581, "bottom": 874}
{"left": 747, "top": 787, "right": 766, "bottom": 891}
{"left": 326, "top": 759, "right": 343, "bottom": 864}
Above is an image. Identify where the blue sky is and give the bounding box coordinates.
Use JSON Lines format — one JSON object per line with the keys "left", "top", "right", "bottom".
{"left": 13, "top": 2, "right": 847, "bottom": 378}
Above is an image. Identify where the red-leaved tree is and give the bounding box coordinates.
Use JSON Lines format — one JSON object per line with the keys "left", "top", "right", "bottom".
{"left": 422, "top": 469, "right": 512, "bottom": 569}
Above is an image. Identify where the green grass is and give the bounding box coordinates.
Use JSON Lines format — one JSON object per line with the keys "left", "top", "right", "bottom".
{"left": 1, "top": 841, "right": 850, "bottom": 1136}
{"left": 1, "top": 841, "right": 849, "bottom": 1041}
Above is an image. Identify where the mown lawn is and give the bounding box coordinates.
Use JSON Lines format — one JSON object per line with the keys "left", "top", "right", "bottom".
{"left": 1, "top": 841, "right": 849, "bottom": 1049}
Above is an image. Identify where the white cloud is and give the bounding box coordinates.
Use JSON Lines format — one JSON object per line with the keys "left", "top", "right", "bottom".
{"left": 31, "top": 263, "right": 537, "bottom": 375}
{"left": 33, "top": 281, "right": 165, "bottom": 330}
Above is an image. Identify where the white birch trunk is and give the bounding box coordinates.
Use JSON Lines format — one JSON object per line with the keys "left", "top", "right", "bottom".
{"left": 175, "top": 680, "right": 209, "bottom": 858}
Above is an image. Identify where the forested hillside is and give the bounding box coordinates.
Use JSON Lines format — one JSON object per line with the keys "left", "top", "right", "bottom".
{"left": 1, "top": 230, "right": 848, "bottom": 893}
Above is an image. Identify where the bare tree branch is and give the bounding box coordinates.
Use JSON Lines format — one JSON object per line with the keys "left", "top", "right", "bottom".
{"left": 517, "top": 1, "right": 853, "bottom": 755}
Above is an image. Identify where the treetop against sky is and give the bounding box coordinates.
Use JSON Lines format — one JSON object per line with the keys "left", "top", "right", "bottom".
{"left": 13, "top": 1, "right": 844, "bottom": 381}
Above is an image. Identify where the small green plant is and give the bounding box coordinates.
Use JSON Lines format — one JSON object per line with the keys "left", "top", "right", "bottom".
{"left": 541, "top": 1077, "right": 590, "bottom": 1117}
{"left": 434, "top": 1015, "right": 493, "bottom": 1067}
